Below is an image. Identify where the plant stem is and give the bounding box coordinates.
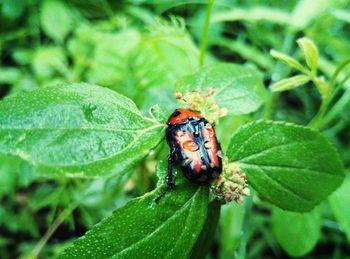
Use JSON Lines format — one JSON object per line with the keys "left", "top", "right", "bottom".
{"left": 326, "top": 58, "right": 350, "bottom": 96}
{"left": 309, "top": 59, "right": 350, "bottom": 128}
{"left": 319, "top": 74, "right": 350, "bottom": 128}
{"left": 29, "top": 202, "right": 79, "bottom": 259}
{"left": 199, "top": 0, "right": 215, "bottom": 67}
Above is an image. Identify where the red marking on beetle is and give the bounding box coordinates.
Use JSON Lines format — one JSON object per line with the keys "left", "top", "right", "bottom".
{"left": 175, "top": 130, "right": 202, "bottom": 173}
{"left": 168, "top": 109, "right": 203, "bottom": 125}
{"left": 162, "top": 108, "right": 223, "bottom": 194}
{"left": 202, "top": 127, "right": 219, "bottom": 168}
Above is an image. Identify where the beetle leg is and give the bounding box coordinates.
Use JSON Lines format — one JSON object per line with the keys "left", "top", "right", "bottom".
{"left": 155, "top": 147, "right": 176, "bottom": 204}
{"left": 166, "top": 154, "right": 175, "bottom": 188}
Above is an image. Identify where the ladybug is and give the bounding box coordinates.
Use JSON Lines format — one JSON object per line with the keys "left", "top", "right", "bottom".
{"left": 156, "top": 109, "right": 223, "bottom": 202}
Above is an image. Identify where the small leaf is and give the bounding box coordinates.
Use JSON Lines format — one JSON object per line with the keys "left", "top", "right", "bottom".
{"left": 297, "top": 37, "right": 319, "bottom": 72}
{"left": 226, "top": 120, "right": 344, "bottom": 212}
{"left": 60, "top": 161, "right": 209, "bottom": 258}
{"left": 0, "top": 83, "right": 164, "bottom": 178}
{"left": 40, "top": 0, "right": 74, "bottom": 42}
{"left": 32, "top": 47, "right": 68, "bottom": 79}
{"left": 149, "top": 104, "right": 171, "bottom": 124}
{"left": 176, "top": 63, "right": 267, "bottom": 115}
{"left": 290, "top": 0, "right": 333, "bottom": 30}
{"left": 0, "top": 67, "right": 21, "bottom": 84}
{"left": 329, "top": 176, "right": 350, "bottom": 243}
{"left": 270, "top": 75, "right": 310, "bottom": 92}
{"left": 272, "top": 207, "right": 321, "bottom": 257}
{"left": 270, "top": 49, "right": 307, "bottom": 73}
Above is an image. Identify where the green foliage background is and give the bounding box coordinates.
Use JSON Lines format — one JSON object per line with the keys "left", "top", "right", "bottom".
{"left": 0, "top": 0, "right": 350, "bottom": 258}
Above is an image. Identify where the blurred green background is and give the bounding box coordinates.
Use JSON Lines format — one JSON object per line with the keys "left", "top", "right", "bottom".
{"left": 0, "top": 0, "right": 350, "bottom": 258}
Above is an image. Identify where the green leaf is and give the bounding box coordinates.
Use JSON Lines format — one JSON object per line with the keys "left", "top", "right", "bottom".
{"left": 149, "top": 104, "right": 171, "bottom": 124}
{"left": 60, "top": 161, "right": 209, "bottom": 258}
{"left": 0, "top": 83, "right": 164, "bottom": 178}
{"left": 74, "top": 20, "right": 198, "bottom": 111}
{"left": 226, "top": 120, "right": 344, "bottom": 212}
{"left": 129, "top": 20, "right": 199, "bottom": 109}
{"left": 270, "top": 49, "right": 308, "bottom": 73}
{"left": 191, "top": 200, "right": 221, "bottom": 258}
{"left": 40, "top": 0, "right": 74, "bottom": 42}
{"left": 332, "top": 9, "right": 350, "bottom": 24}
{"left": 0, "top": 67, "right": 21, "bottom": 84}
{"left": 0, "top": 154, "right": 20, "bottom": 196}
{"left": 270, "top": 75, "right": 310, "bottom": 92}
{"left": 297, "top": 37, "right": 319, "bottom": 72}
{"left": 176, "top": 63, "right": 267, "bottom": 115}
{"left": 272, "top": 207, "right": 321, "bottom": 257}
{"left": 11, "top": 49, "right": 33, "bottom": 65}
{"left": 32, "top": 46, "right": 68, "bottom": 80}
{"left": 215, "top": 39, "right": 274, "bottom": 70}
{"left": 329, "top": 176, "right": 350, "bottom": 243}
{"left": 211, "top": 6, "right": 290, "bottom": 25}
{"left": 290, "top": 0, "right": 334, "bottom": 30}
{"left": 86, "top": 29, "right": 142, "bottom": 88}
{"left": 2, "top": 0, "right": 25, "bottom": 19}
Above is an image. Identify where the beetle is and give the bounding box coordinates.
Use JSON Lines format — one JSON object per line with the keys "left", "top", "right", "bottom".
{"left": 156, "top": 108, "right": 222, "bottom": 202}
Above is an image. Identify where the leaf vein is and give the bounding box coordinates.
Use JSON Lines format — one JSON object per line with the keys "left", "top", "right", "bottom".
{"left": 238, "top": 140, "right": 314, "bottom": 162}
{"left": 242, "top": 164, "right": 313, "bottom": 202}
{"left": 240, "top": 162, "right": 342, "bottom": 178}
{"left": 0, "top": 124, "right": 164, "bottom": 134}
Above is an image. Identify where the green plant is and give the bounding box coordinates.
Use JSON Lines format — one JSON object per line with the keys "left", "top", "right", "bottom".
{"left": 1, "top": 0, "right": 350, "bottom": 258}
{"left": 0, "top": 44, "right": 345, "bottom": 258}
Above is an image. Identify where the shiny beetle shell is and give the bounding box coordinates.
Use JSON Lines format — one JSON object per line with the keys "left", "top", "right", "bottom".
{"left": 166, "top": 108, "right": 223, "bottom": 185}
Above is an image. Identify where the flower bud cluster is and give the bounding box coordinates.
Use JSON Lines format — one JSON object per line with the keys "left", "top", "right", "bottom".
{"left": 210, "top": 159, "right": 250, "bottom": 204}
{"left": 175, "top": 88, "right": 228, "bottom": 125}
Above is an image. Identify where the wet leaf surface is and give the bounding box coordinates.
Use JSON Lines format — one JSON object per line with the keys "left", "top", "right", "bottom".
{"left": 227, "top": 120, "right": 344, "bottom": 211}
{"left": 60, "top": 161, "right": 209, "bottom": 258}
{"left": 0, "top": 83, "right": 165, "bottom": 178}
